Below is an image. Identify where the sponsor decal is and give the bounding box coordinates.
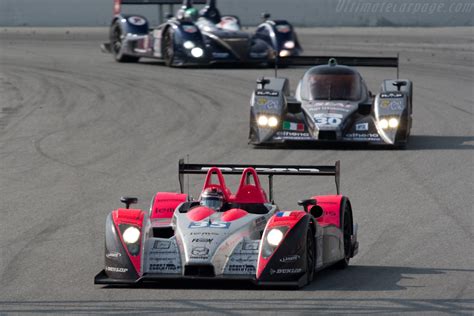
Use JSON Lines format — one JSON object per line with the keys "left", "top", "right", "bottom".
{"left": 190, "top": 232, "right": 219, "bottom": 236}
{"left": 381, "top": 99, "right": 391, "bottom": 108}
{"left": 274, "top": 131, "right": 311, "bottom": 140}
{"left": 314, "top": 113, "right": 343, "bottom": 126}
{"left": 389, "top": 100, "right": 403, "bottom": 111}
{"left": 254, "top": 216, "right": 266, "bottom": 229}
{"left": 380, "top": 92, "right": 403, "bottom": 98}
{"left": 150, "top": 250, "right": 176, "bottom": 255}
{"left": 149, "top": 257, "right": 177, "bottom": 262}
{"left": 106, "top": 252, "right": 122, "bottom": 259}
{"left": 256, "top": 90, "right": 279, "bottom": 97}
{"left": 279, "top": 255, "right": 301, "bottom": 263}
{"left": 325, "top": 210, "right": 337, "bottom": 217}
{"left": 283, "top": 121, "right": 305, "bottom": 132}
{"left": 128, "top": 16, "right": 146, "bottom": 26}
{"left": 212, "top": 52, "right": 229, "bottom": 58}
{"left": 149, "top": 263, "right": 177, "bottom": 271}
{"left": 228, "top": 265, "right": 255, "bottom": 273}
{"left": 243, "top": 242, "right": 259, "bottom": 251}
{"left": 270, "top": 268, "right": 302, "bottom": 275}
{"left": 355, "top": 122, "right": 369, "bottom": 131}
{"left": 344, "top": 133, "right": 381, "bottom": 141}
{"left": 105, "top": 266, "right": 128, "bottom": 273}
{"left": 153, "top": 240, "right": 171, "bottom": 249}
{"left": 310, "top": 101, "right": 352, "bottom": 110}
{"left": 191, "top": 247, "right": 209, "bottom": 256}
{"left": 189, "top": 221, "right": 231, "bottom": 229}
{"left": 182, "top": 25, "right": 198, "bottom": 33}
{"left": 256, "top": 97, "right": 268, "bottom": 105}
{"left": 230, "top": 255, "right": 257, "bottom": 263}
{"left": 192, "top": 238, "right": 213, "bottom": 243}
{"left": 276, "top": 24, "right": 291, "bottom": 33}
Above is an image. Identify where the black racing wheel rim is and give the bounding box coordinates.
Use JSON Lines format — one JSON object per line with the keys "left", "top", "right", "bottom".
{"left": 306, "top": 227, "right": 315, "bottom": 282}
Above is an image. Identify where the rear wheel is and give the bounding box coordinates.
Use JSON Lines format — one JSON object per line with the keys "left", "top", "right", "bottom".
{"left": 334, "top": 201, "right": 352, "bottom": 269}
{"left": 306, "top": 226, "right": 315, "bottom": 284}
{"left": 110, "top": 21, "right": 139, "bottom": 63}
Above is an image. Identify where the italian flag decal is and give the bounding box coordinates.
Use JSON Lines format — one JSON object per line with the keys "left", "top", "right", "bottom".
{"left": 283, "top": 121, "right": 304, "bottom": 132}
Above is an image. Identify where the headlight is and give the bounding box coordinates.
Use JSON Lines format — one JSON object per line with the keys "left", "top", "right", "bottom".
{"left": 284, "top": 41, "right": 295, "bottom": 49}
{"left": 279, "top": 50, "right": 290, "bottom": 57}
{"left": 379, "top": 119, "right": 389, "bottom": 129}
{"left": 183, "top": 41, "right": 195, "bottom": 49}
{"left": 122, "top": 226, "right": 140, "bottom": 244}
{"left": 388, "top": 118, "right": 399, "bottom": 128}
{"left": 268, "top": 116, "right": 278, "bottom": 127}
{"left": 267, "top": 228, "right": 284, "bottom": 247}
{"left": 257, "top": 115, "right": 269, "bottom": 126}
{"left": 191, "top": 47, "right": 204, "bottom": 58}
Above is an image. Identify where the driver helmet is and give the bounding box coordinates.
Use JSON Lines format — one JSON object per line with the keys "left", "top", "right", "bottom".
{"left": 184, "top": 7, "right": 199, "bottom": 22}
{"left": 200, "top": 188, "right": 224, "bottom": 211}
{"left": 218, "top": 17, "right": 240, "bottom": 32}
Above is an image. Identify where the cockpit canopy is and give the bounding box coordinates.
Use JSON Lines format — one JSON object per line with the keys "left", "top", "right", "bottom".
{"left": 300, "top": 66, "right": 362, "bottom": 101}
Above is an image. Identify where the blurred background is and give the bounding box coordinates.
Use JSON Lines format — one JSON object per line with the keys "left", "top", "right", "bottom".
{"left": 0, "top": 0, "right": 473, "bottom": 27}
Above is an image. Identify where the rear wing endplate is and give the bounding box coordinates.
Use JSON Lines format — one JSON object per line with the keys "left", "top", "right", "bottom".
{"left": 178, "top": 159, "right": 341, "bottom": 201}
{"left": 114, "top": 0, "right": 207, "bottom": 16}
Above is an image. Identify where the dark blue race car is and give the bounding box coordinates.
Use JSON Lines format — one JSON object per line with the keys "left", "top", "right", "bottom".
{"left": 102, "top": 0, "right": 303, "bottom": 66}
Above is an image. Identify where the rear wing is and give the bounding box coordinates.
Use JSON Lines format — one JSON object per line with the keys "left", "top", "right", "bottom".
{"left": 278, "top": 55, "right": 399, "bottom": 78}
{"left": 114, "top": 0, "right": 207, "bottom": 16}
{"left": 178, "top": 159, "right": 341, "bottom": 201}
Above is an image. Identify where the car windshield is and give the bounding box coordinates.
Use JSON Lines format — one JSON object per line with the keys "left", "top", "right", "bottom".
{"left": 301, "top": 74, "right": 361, "bottom": 101}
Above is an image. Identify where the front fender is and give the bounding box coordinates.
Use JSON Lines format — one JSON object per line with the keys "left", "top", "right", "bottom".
{"left": 112, "top": 14, "right": 149, "bottom": 35}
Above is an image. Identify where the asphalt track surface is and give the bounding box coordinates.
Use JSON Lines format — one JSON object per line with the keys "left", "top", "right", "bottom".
{"left": 0, "top": 27, "right": 473, "bottom": 315}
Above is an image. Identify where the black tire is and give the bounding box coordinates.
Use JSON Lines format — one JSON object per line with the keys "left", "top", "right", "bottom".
{"left": 163, "top": 28, "right": 175, "bottom": 67}
{"left": 110, "top": 21, "right": 139, "bottom": 63}
{"left": 334, "top": 199, "right": 352, "bottom": 269}
{"left": 306, "top": 226, "right": 316, "bottom": 284}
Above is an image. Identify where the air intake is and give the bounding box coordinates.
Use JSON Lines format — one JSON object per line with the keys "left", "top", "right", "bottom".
{"left": 318, "top": 131, "right": 337, "bottom": 140}
{"left": 184, "top": 265, "right": 215, "bottom": 277}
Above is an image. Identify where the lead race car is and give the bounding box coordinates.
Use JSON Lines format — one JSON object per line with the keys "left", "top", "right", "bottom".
{"left": 249, "top": 56, "right": 413, "bottom": 147}
{"left": 102, "top": 0, "right": 302, "bottom": 66}
{"left": 95, "top": 160, "right": 359, "bottom": 288}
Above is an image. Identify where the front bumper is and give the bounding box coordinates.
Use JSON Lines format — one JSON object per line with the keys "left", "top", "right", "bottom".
{"left": 94, "top": 270, "right": 306, "bottom": 288}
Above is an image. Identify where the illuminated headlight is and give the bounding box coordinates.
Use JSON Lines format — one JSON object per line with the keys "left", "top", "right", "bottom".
{"left": 257, "top": 115, "right": 269, "bottom": 126}
{"left": 267, "top": 228, "right": 284, "bottom": 247}
{"left": 191, "top": 47, "right": 204, "bottom": 58}
{"left": 279, "top": 50, "right": 290, "bottom": 57}
{"left": 284, "top": 41, "right": 295, "bottom": 49}
{"left": 388, "top": 118, "right": 399, "bottom": 128}
{"left": 183, "top": 41, "right": 195, "bottom": 49}
{"left": 268, "top": 116, "right": 279, "bottom": 127}
{"left": 379, "top": 119, "right": 389, "bottom": 129}
{"left": 122, "top": 226, "right": 140, "bottom": 244}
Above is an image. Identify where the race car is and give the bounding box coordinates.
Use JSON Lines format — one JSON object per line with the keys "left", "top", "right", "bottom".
{"left": 102, "top": 0, "right": 302, "bottom": 66}
{"left": 249, "top": 56, "right": 413, "bottom": 147}
{"left": 94, "top": 160, "right": 359, "bottom": 288}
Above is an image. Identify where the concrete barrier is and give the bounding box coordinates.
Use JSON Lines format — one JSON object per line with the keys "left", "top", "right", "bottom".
{"left": 0, "top": 0, "right": 472, "bottom": 27}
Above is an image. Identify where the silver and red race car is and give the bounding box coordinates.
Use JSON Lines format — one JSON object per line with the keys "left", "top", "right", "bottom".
{"left": 95, "top": 160, "right": 359, "bottom": 288}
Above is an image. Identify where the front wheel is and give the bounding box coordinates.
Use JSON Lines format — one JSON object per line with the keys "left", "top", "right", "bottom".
{"left": 163, "top": 29, "right": 175, "bottom": 67}
{"left": 110, "top": 21, "right": 139, "bottom": 63}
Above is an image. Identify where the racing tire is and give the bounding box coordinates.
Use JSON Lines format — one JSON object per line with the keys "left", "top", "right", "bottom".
{"left": 334, "top": 199, "right": 352, "bottom": 269}
{"left": 163, "top": 28, "right": 175, "bottom": 67}
{"left": 306, "top": 226, "right": 316, "bottom": 284}
{"left": 110, "top": 21, "right": 140, "bottom": 63}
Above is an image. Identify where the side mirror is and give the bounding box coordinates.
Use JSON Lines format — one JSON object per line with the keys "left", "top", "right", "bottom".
{"left": 287, "top": 97, "right": 302, "bottom": 114}
{"left": 358, "top": 101, "right": 372, "bottom": 115}
{"left": 120, "top": 196, "right": 138, "bottom": 209}
{"left": 261, "top": 12, "right": 271, "bottom": 20}
{"left": 298, "top": 199, "right": 323, "bottom": 218}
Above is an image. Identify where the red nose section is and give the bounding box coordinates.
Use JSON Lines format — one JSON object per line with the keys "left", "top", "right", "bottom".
{"left": 187, "top": 206, "right": 215, "bottom": 221}
{"left": 221, "top": 208, "right": 248, "bottom": 222}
